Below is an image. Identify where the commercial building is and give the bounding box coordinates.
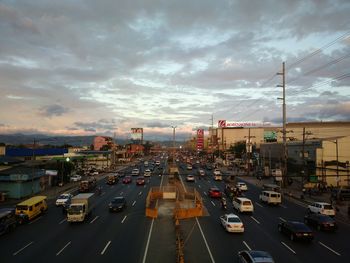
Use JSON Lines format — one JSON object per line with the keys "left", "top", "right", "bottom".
{"left": 93, "top": 136, "right": 114, "bottom": 151}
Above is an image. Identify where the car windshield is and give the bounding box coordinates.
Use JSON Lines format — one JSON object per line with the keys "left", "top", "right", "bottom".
{"left": 112, "top": 198, "right": 124, "bottom": 204}
{"left": 242, "top": 201, "right": 251, "bottom": 205}
{"left": 68, "top": 205, "right": 83, "bottom": 215}
{"left": 318, "top": 216, "right": 334, "bottom": 222}
{"left": 228, "top": 217, "right": 241, "bottom": 223}
{"left": 291, "top": 222, "right": 310, "bottom": 231}
{"left": 59, "top": 195, "right": 69, "bottom": 199}
{"left": 16, "top": 205, "right": 28, "bottom": 211}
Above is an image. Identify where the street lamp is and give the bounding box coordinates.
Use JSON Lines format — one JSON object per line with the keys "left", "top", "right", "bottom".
{"left": 171, "top": 126, "right": 177, "bottom": 163}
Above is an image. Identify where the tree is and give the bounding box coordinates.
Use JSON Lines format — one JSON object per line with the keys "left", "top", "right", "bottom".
{"left": 143, "top": 141, "right": 153, "bottom": 155}
{"left": 229, "top": 141, "right": 246, "bottom": 158}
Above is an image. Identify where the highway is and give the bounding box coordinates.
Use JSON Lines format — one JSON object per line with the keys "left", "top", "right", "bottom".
{"left": 1, "top": 159, "right": 349, "bottom": 263}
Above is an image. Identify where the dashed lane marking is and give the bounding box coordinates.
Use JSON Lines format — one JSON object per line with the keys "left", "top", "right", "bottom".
{"left": 279, "top": 217, "right": 286, "bottom": 222}
{"left": 196, "top": 217, "right": 215, "bottom": 263}
{"left": 56, "top": 241, "right": 71, "bottom": 256}
{"left": 281, "top": 242, "right": 296, "bottom": 254}
{"left": 29, "top": 216, "right": 42, "bottom": 225}
{"left": 58, "top": 218, "right": 67, "bottom": 225}
{"left": 280, "top": 204, "right": 287, "bottom": 208}
{"left": 89, "top": 216, "right": 99, "bottom": 224}
{"left": 120, "top": 192, "right": 124, "bottom": 195}
{"left": 13, "top": 242, "right": 34, "bottom": 256}
{"left": 255, "top": 202, "right": 263, "bottom": 208}
{"left": 100, "top": 241, "right": 111, "bottom": 255}
{"left": 319, "top": 242, "right": 341, "bottom": 256}
{"left": 139, "top": 191, "right": 142, "bottom": 196}
{"left": 121, "top": 215, "right": 127, "bottom": 224}
{"left": 203, "top": 192, "right": 207, "bottom": 196}
{"left": 211, "top": 201, "right": 216, "bottom": 207}
{"left": 250, "top": 216, "right": 260, "bottom": 224}
{"left": 132, "top": 200, "right": 136, "bottom": 206}
{"left": 243, "top": 241, "right": 251, "bottom": 251}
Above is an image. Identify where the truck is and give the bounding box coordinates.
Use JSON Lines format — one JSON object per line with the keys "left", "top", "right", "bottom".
{"left": 67, "top": 193, "right": 96, "bottom": 222}
{"left": 79, "top": 177, "right": 96, "bottom": 192}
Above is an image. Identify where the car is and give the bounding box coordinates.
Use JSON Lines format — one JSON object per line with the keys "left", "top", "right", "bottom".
{"left": 304, "top": 213, "right": 337, "bottom": 231}
{"left": 186, "top": 175, "right": 195, "bottom": 182}
{"left": 236, "top": 182, "right": 248, "bottom": 191}
{"left": 0, "top": 208, "right": 17, "bottom": 236}
{"left": 232, "top": 197, "right": 254, "bottom": 213}
{"left": 307, "top": 202, "right": 335, "bottom": 217}
{"left": 187, "top": 164, "right": 193, "bottom": 170}
{"left": 198, "top": 169, "right": 205, "bottom": 177}
{"left": 136, "top": 176, "right": 145, "bottom": 185}
{"left": 70, "top": 175, "right": 82, "bottom": 182}
{"left": 220, "top": 213, "right": 244, "bottom": 233}
{"left": 213, "top": 169, "right": 221, "bottom": 176}
{"left": 109, "top": 197, "right": 126, "bottom": 212}
{"left": 208, "top": 187, "right": 222, "bottom": 198}
{"left": 238, "top": 250, "right": 275, "bottom": 263}
{"left": 155, "top": 160, "right": 161, "bottom": 166}
{"left": 131, "top": 168, "right": 140, "bottom": 176}
{"left": 55, "top": 193, "right": 73, "bottom": 206}
{"left": 123, "top": 176, "right": 132, "bottom": 184}
{"left": 278, "top": 221, "right": 314, "bottom": 241}
{"left": 144, "top": 169, "right": 152, "bottom": 177}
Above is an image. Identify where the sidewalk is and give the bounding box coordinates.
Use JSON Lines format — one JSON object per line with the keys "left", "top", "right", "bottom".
{"left": 223, "top": 168, "right": 350, "bottom": 224}
{"left": 0, "top": 165, "right": 128, "bottom": 208}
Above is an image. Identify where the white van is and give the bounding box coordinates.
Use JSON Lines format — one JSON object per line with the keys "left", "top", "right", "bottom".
{"left": 259, "top": 191, "right": 281, "bottom": 205}
{"left": 232, "top": 197, "right": 254, "bottom": 213}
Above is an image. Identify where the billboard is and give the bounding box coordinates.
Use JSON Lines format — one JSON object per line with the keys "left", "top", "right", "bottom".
{"left": 131, "top": 128, "right": 143, "bottom": 140}
{"left": 196, "top": 129, "right": 204, "bottom": 151}
{"left": 218, "top": 120, "right": 271, "bottom": 128}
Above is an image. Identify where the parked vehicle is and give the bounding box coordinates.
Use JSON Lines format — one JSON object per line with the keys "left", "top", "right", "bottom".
{"left": 232, "top": 197, "right": 254, "bottom": 213}
{"left": 0, "top": 208, "right": 17, "bottom": 235}
{"left": 79, "top": 177, "right": 97, "bottom": 192}
{"left": 55, "top": 193, "right": 73, "bottom": 206}
{"left": 208, "top": 187, "right": 222, "bottom": 198}
{"left": 67, "top": 193, "right": 96, "bottom": 222}
{"left": 304, "top": 213, "right": 337, "bottom": 231}
{"left": 278, "top": 221, "right": 313, "bottom": 242}
{"left": 109, "top": 197, "right": 126, "bottom": 212}
{"left": 220, "top": 213, "right": 244, "bottom": 233}
{"left": 70, "top": 174, "right": 82, "bottom": 182}
{"left": 259, "top": 191, "right": 281, "bottom": 205}
{"left": 106, "top": 174, "right": 119, "bottom": 185}
{"left": 307, "top": 202, "right": 335, "bottom": 217}
{"left": 238, "top": 250, "right": 275, "bottom": 263}
{"left": 15, "top": 196, "right": 48, "bottom": 224}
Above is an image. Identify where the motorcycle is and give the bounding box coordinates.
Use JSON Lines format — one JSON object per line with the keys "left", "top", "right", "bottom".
{"left": 221, "top": 197, "right": 227, "bottom": 210}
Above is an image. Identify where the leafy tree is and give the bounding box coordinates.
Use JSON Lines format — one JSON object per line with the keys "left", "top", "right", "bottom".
{"left": 229, "top": 141, "right": 246, "bottom": 158}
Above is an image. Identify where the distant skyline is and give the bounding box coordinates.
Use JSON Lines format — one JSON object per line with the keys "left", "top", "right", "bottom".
{"left": 1, "top": 0, "right": 350, "bottom": 140}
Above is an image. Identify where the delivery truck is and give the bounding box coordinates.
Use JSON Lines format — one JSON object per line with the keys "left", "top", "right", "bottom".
{"left": 67, "top": 193, "right": 96, "bottom": 223}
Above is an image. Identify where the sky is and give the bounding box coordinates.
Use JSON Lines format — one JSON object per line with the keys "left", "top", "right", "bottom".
{"left": 0, "top": 0, "right": 350, "bottom": 141}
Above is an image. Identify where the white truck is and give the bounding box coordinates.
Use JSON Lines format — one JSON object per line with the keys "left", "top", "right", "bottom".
{"left": 67, "top": 193, "right": 96, "bottom": 223}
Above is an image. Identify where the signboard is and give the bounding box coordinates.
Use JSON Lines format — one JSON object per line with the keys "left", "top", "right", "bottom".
{"left": 264, "top": 131, "right": 277, "bottom": 142}
{"left": 218, "top": 120, "right": 271, "bottom": 128}
{"left": 45, "top": 170, "right": 58, "bottom": 176}
{"left": 196, "top": 129, "right": 204, "bottom": 151}
{"left": 131, "top": 128, "right": 143, "bottom": 140}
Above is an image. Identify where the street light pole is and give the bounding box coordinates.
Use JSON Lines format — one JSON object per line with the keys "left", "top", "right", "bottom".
{"left": 171, "top": 126, "right": 177, "bottom": 163}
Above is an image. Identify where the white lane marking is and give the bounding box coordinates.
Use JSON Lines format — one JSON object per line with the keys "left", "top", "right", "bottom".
{"left": 178, "top": 172, "right": 187, "bottom": 192}
{"left": 111, "top": 185, "right": 114, "bottom": 188}
{"left": 142, "top": 218, "right": 155, "bottom": 263}
{"left": 127, "top": 185, "right": 130, "bottom": 188}
{"left": 243, "top": 241, "right": 252, "bottom": 251}
{"left": 100, "top": 241, "right": 111, "bottom": 255}
{"left": 250, "top": 216, "right": 260, "bottom": 224}
{"left": 56, "top": 241, "right": 71, "bottom": 256}
{"left": 101, "top": 192, "right": 106, "bottom": 196}
{"left": 279, "top": 217, "right": 286, "bottom": 222}
{"left": 198, "top": 185, "right": 201, "bottom": 188}
{"left": 144, "top": 185, "right": 146, "bottom": 188}
{"left": 211, "top": 201, "right": 216, "bottom": 207}
{"left": 121, "top": 215, "right": 127, "bottom": 224}
{"left": 280, "top": 204, "right": 287, "bottom": 208}
{"left": 132, "top": 201, "right": 136, "bottom": 206}
{"left": 13, "top": 242, "right": 34, "bottom": 256}
{"left": 89, "top": 216, "right": 99, "bottom": 224}
{"left": 255, "top": 202, "right": 263, "bottom": 208}
{"left": 319, "top": 242, "right": 341, "bottom": 256}
{"left": 196, "top": 217, "right": 215, "bottom": 263}
{"left": 281, "top": 242, "right": 296, "bottom": 254}
{"left": 29, "top": 216, "right": 42, "bottom": 225}
{"left": 120, "top": 192, "right": 124, "bottom": 195}
{"left": 59, "top": 218, "right": 67, "bottom": 225}
{"left": 203, "top": 192, "right": 207, "bottom": 196}
{"left": 139, "top": 191, "right": 142, "bottom": 196}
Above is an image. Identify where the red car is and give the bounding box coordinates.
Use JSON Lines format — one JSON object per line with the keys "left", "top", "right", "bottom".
{"left": 123, "top": 176, "right": 132, "bottom": 184}
{"left": 136, "top": 176, "right": 145, "bottom": 185}
{"left": 208, "top": 187, "right": 222, "bottom": 198}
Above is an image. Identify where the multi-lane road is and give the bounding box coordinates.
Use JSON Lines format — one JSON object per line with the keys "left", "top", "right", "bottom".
{"left": 1, "top": 159, "right": 349, "bottom": 263}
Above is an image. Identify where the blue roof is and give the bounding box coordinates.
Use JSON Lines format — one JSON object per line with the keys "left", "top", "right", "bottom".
{"left": 6, "top": 148, "right": 68, "bottom": 157}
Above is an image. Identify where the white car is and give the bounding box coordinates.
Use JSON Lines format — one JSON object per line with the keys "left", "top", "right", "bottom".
{"left": 220, "top": 214, "right": 244, "bottom": 233}
{"left": 70, "top": 175, "right": 82, "bottom": 182}
{"left": 198, "top": 169, "right": 205, "bottom": 176}
{"left": 132, "top": 168, "right": 140, "bottom": 176}
{"left": 155, "top": 161, "right": 161, "bottom": 166}
{"left": 186, "top": 175, "right": 195, "bottom": 182}
{"left": 187, "top": 164, "right": 193, "bottom": 170}
{"left": 55, "top": 193, "right": 72, "bottom": 206}
{"left": 232, "top": 197, "right": 254, "bottom": 213}
{"left": 144, "top": 169, "right": 152, "bottom": 177}
{"left": 213, "top": 169, "right": 221, "bottom": 176}
{"left": 307, "top": 202, "right": 335, "bottom": 217}
{"left": 236, "top": 182, "right": 248, "bottom": 191}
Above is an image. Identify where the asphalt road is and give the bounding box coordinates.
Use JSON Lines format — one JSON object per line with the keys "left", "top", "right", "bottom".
{"left": 1, "top": 160, "right": 349, "bottom": 263}
{"left": 177, "top": 162, "right": 350, "bottom": 263}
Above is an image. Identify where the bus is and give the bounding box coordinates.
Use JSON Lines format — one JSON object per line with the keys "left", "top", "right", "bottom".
{"left": 15, "top": 196, "right": 48, "bottom": 224}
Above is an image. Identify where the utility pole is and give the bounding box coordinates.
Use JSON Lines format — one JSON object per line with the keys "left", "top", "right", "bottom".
{"left": 245, "top": 128, "right": 255, "bottom": 177}
{"left": 277, "top": 62, "right": 287, "bottom": 187}
{"left": 210, "top": 114, "right": 214, "bottom": 162}
{"left": 171, "top": 126, "right": 177, "bottom": 164}
{"left": 301, "top": 127, "right": 312, "bottom": 188}
{"left": 335, "top": 139, "right": 339, "bottom": 187}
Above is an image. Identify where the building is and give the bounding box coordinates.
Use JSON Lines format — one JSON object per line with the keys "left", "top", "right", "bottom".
{"left": 93, "top": 136, "right": 114, "bottom": 151}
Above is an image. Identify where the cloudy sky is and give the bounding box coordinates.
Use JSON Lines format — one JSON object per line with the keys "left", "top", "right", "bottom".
{"left": 0, "top": 0, "right": 349, "bottom": 141}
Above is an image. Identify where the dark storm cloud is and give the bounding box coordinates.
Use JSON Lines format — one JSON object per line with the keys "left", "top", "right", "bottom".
{"left": 39, "top": 104, "right": 69, "bottom": 117}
